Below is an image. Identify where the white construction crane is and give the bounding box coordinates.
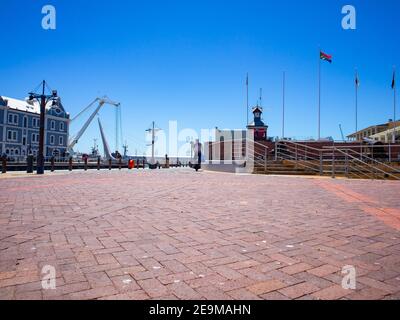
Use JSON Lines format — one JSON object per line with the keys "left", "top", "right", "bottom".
{"left": 68, "top": 96, "right": 120, "bottom": 153}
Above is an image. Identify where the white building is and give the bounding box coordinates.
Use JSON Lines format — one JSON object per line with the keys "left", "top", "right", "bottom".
{"left": 0, "top": 95, "right": 70, "bottom": 159}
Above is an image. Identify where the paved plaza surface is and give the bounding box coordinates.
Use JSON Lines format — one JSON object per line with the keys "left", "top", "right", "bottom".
{"left": 0, "top": 169, "right": 400, "bottom": 300}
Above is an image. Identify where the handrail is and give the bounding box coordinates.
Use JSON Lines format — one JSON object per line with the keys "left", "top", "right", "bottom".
{"left": 276, "top": 152, "right": 321, "bottom": 173}
{"left": 333, "top": 147, "right": 400, "bottom": 180}
{"left": 324, "top": 146, "right": 400, "bottom": 174}
{"left": 276, "top": 139, "right": 326, "bottom": 153}
{"left": 276, "top": 143, "right": 321, "bottom": 160}
{"left": 275, "top": 141, "right": 322, "bottom": 173}
{"left": 206, "top": 138, "right": 400, "bottom": 180}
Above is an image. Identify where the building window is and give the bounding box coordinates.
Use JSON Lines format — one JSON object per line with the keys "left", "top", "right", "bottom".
{"left": 8, "top": 114, "right": 18, "bottom": 125}
{"left": 59, "top": 136, "right": 64, "bottom": 146}
{"left": 50, "top": 135, "right": 55, "bottom": 145}
{"left": 7, "top": 130, "right": 18, "bottom": 141}
{"left": 32, "top": 133, "right": 39, "bottom": 143}
{"left": 23, "top": 116, "right": 28, "bottom": 128}
{"left": 33, "top": 118, "right": 39, "bottom": 128}
{"left": 60, "top": 122, "right": 64, "bottom": 131}
{"left": 22, "top": 137, "right": 27, "bottom": 146}
{"left": 51, "top": 120, "right": 55, "bottom": 130}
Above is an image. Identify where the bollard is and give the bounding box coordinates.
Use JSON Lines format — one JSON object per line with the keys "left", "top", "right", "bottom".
{"left": 109, "top": 159, "right": 112, "bottom": 170}
{"left": 97, "top": 157, "right": 101, "bottom": 170}
{"left": 51, "top": 156, "right": 55, "bottom": 172}
{"left": 84, "top": 157, "right": 88, "bottom": 171}
{"left": 128, "top": 159, "right": 134, "bottom": 170}
{"left": 27, "top": 155, "right": 33, "bottom": 174}
{"left": 69, "top": 157, "right": 73, "bottom": 171}
{"left": 1, "top": 157, "right": 6, "bottom": 174}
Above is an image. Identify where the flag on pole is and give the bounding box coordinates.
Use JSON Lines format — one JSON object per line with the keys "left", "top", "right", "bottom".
{"left": 320, "top": 51, "right": 332, "bottom": 63}
{"left": 392, "top": 70, "right": 396, "bottom": 89}
{"left": 355, "top": 73, "right": 360, "bottom": 87}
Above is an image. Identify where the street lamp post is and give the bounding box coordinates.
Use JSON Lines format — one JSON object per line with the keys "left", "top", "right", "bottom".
{"left": 28, "top": 80, "right": 58, "bottom": 175}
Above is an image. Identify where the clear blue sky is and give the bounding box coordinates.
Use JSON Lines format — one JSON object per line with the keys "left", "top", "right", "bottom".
{"left": 1, "top": 0, "right": 399, "bottom": 155}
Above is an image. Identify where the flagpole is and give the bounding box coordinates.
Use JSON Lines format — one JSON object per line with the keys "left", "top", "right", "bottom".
{"left": 282, "top": 71, "right": 286, "bottom": 140}
{"left": 246, "top": 73, "right": 249, "bottom": 126}
{"left": 318, "top": 48, "right": 321, "bottom": 141}
{"left": 393, "top": 66, "right": 397, "bottom": 143}
{"left": 355, "top": 68, "right": 358, "bottom": 134}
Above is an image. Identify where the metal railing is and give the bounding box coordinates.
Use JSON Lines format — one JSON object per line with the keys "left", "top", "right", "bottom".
{"left": 275, "top": 140, "right": 400, "bottom": 180}
{"left": 275, "top": 141, "right": 323, "bottom": 174}
{"left": 201, "top": 139, "right": 400, "bottom": 180}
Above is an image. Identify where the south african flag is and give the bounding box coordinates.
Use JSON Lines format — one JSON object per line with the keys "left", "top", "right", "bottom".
{"left": 320, "top": 51, "right": 332, "bottom": 63}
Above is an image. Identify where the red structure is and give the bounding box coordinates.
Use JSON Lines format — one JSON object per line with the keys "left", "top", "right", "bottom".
{"left": 247, "top": 105, "right": 268, "bottom": 141}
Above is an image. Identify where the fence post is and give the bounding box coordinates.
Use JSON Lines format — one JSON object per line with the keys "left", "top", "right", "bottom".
{"left": 319, "top": 151, "right": 323, "bottom": 176}
{"left": 69, "top": 157, "right": 73, "bottom": 171}
{"left": 264, "top": 148, "right": 267, "bottom": 172}
{"left": 1, "top": 157, "right": 6, "bottom": 174}
{"left": 332, "top": 149, "right": 336, "bottom": 178}
{"left": 51, "top": 156, "right": 55, "bottom": 172}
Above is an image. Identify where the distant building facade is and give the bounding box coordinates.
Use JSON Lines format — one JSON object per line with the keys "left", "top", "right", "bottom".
{"left": 0, "top": 95, "right": 70, "bottom": 159}
{"left": 347, "top": 120, "right": 400, "bottom": 142}
{"left": 370, "top": 124, "right": 400, "bottom": 143}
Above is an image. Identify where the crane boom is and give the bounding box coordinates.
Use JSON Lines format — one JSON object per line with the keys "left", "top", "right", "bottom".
{"left": 339, "top": 124, "right": 345, "bottom": 142}
{"left": 70, "top": 98, "right": 100, "bottom": 122}
{"left": 68, "top": 96, "right": 120, "bottom": 152}
{"left": 98, "top": 118, "right": 115, "bottom": 160}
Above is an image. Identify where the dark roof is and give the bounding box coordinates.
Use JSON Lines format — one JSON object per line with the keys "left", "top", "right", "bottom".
{"left": 252, "top": 106, "right": 263, "bottom": 114}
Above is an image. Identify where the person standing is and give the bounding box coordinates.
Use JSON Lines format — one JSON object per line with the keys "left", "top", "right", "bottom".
{"left": 193, "top": 139, "right": 202, "bottom": 172}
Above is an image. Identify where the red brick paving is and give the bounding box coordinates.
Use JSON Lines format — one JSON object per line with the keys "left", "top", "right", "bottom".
{"left": 0, "top": 169, "right": 399, "bottom": 300}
